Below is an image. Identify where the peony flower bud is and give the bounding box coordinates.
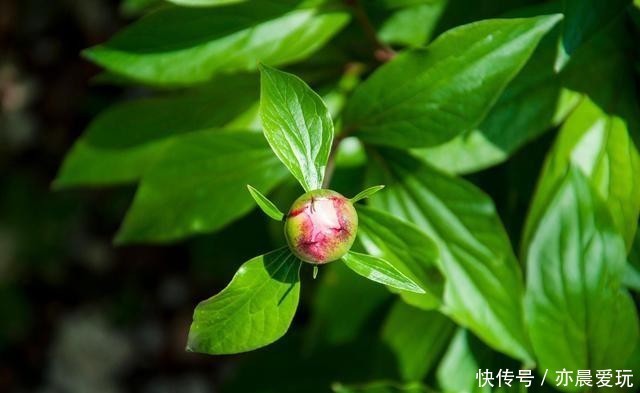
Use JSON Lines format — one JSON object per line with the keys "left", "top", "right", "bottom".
{"left": 284, "top": 189, "right": 357, "bottom": 264}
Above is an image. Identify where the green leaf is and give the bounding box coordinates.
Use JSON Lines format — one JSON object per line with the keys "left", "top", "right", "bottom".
{"left": 368, "top": 149, "right": 532, "bottom": 362}
{"left": 382, "top": 301, "right": 455, "bottom": 382}
{"left": 84, "top": 1, "right": 350, "bottom": 86}
{"left": 247, "top": 185, "right": 284, "bottom": 221}
{"left": 120, "top": 0, "right": 161, "bottom": 16}
{"left": 54, "top": 75, "right": 257, "bottom": 188}
{"left": 343, "top": 14, "right": 563, "bottom": 148}
{"left": 415, "top": 21, "right": 581, "bottom": 174}
{"left": 350, "top": 185, "right": 385, "bottom": 203}
{"left": 376, "top": 0, "right": 447, "bottom": 47}
{"left": 187, "top": 247, "right": 301, "bottom": 355}
{"left": 341, "top": 251, "right": 425, "bottom": 294}
{"left": 357, "top": 206, "right": 443, "bottom": 310}
{"left": 521, "top": 98, "right": 640, "bottom": 254}
{"left": 436, "top": 328, "right": 518, "bottom": 393}
{"left": 259, "top": 64, "right": 334, "bottom": 191}
{"left": 525, "top": 16, "right": 640, "bottom": 253}
{"left": 115, "top": 131, "right": 289, "bottom": 244}
{"left": 625, "top": 227, "right": 640, "bottom": 291}
{"left": 524, "top": 168, "right": 639, "bottom": 380}
{"left": 436, "top": 329, "right": 484, "bottom": 393}
{"left": 555, "top": 0, "right": 631, "bottom": 70}
{"left": 223, "top": 329, "right": 390, "bottom": 393}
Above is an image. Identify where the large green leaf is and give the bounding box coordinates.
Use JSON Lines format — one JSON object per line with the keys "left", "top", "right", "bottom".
{"left": 436, "top": 329, "right": 519, "bottom": 393}
{"left": 85, "top": 1, "right": 350, "bottom": 86}
{"left": 342, "top": 251, "right": 425, "bottom": 294}
{"left": 555, "top": 0, "right": 631, "bottom": 70}
{"left": 357, "top": 206, "right": 443, "bottom": 310}
{"left": 432, "top": 0, "right": 537, "bottom": 33}
{"left": 343, "top": 15, "right": 562, "bottom": 148}
{"left": 115, "top": 131, "right": 289, "bottom": 244}
{"left": 259, "top": 64, "right": 333, "bottom": 191}
{"left": 333, "top": 382, "right": 433, "bottom": 393}
{"left": 247, "top": 185, "right": 285, "bottom": 221}
{"left": 416, "top": 22, "right": 580, "bottom": 174}
{"left": 54, "top": 75, "right": 257, "bottom": 188}
{"left": 382, "top": 301, "right": 455, "bottom": 382}
{"left": 524, "top": 168, "right": 639, "bottom": 384}
{"left": 521, "top": 98, "right": 640, "bottom": 253}
{"left": 368, "top": 149, "right": 532, "bottom": 362}
{"left": 187, "top": 248, "right": 301, "bottom": 354}
{"left": 436, "top": 329, "right": 487, "bottom": 393}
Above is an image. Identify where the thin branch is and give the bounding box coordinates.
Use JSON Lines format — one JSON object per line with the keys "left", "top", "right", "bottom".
{"left": 345, "top": 0, "right": 396, "bottom": 62}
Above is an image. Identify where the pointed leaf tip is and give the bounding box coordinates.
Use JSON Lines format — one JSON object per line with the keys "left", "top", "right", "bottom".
{"left": 81, "top": 4, "right": 350, "bottom": 85}
{"left": 247, "top": 184, "right": 285, "bottom": 221}
{"left": 351, "top": 185, "right": 385, "bottom": 203}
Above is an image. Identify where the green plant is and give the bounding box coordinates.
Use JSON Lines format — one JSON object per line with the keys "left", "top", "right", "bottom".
{"left": 56, "top": 0, "right": 640, "bottom": 391}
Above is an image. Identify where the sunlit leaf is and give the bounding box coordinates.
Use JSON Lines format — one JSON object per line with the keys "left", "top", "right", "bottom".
{"left": 555, "top": 0, "right": 631, "bottom": 70}
{"left": 115, "top": 131, "right": 289, "bottom": 244}
{"left": 382, "top": 301, "right": 455, "bottom": 381}
{"left": 260, "top": 64, "right": 334, "bottom": 191}
{"left": 85, "top": 1, "right": 350, "bottom": 86}
{"left": 187, "top": 248, "right": 301, "bottom": 354}
{"left": 525, "top": 168, "right": 639, "bottom": 381}
{"left": 368, "top": 149, "right": 532, "bottom": 362}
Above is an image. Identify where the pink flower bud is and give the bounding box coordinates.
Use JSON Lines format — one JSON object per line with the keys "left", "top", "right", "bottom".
{"left": 284, "top": 189, "right": 358, "bottom": 264}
